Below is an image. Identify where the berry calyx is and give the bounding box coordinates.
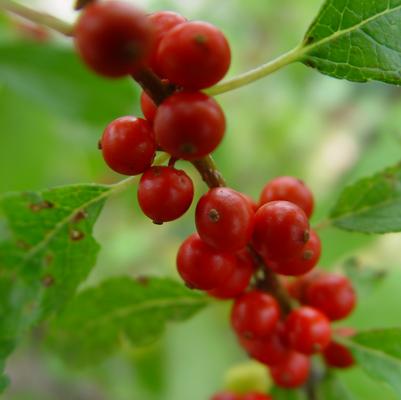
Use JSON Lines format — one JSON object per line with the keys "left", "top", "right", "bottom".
{"left": 100, "top": 116, "right": 156, "bottom": 175}
{"left": 196, "top": 188, "right": 255, "bottom": 252}
{"left": 75, "top": 1, "right": 154, "bottom": 77}
{"left": 239, "top": 324, "right": 288, "bottom": 366}
{"left": 148, "top": 11, "right": 187, "bottom": 74}
{"left": 137, "top": 166, "right": 194, "bottom": 223}
{"left": 252, "top": 201, "right": 310, "bottom": 261}
{"left": 231, "top": 291, "right": 280, "bottom": 340}
{"left": 208, "top": 249, "right": 255, "bottom": 299}
{"left": 306, "top": 273, "right": 356, "bottom": 321}
{"left": 140, "top": 91, "right": 158, "bottom": 123}
{"left": 267, "top": 229, "right": 321, "bottom": 276}
{"left": 260, "top": 176, "right": 314, "bottom": 218}
{"left": 154, "top": 92, "right": 225, "bottom": 160}
{"left": 177, "top": 233, "right": 236, "bottom": 290}
{"left": 285, "top": 306, "right": 331, "bottom": 354}
{"left": 270, "top": 351, "right": 310, "bottom": 388}
{"left": 156, "top": 21, "right": 231, "bottom": 89}
{"left": 211, "top": 393, "right": 240, "bottom": 400}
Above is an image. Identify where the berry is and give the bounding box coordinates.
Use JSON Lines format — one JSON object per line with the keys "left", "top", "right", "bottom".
{"left": 252, "top": 201, "right": 310, "bottom": 262}
{"left": 239, "top": 324, "right": 288, "bottom": 366}
{"left": 286, "top": 271, "right": 323, "bottom": 303}
{"left": 75, "top": 1, "right": 154, "bottom": 77}
{"left": 260, "top": 176, "right": 314, "bottom": 218}
{"left": 323, "top": 340, "right": 355, "bottom": 369}
{"left": 285, "top": 306, "right": 331, "bottom": 354}
{"left": 177, "top": 233, "right": 236, "bottom": 290}
{"left": 154, "top": 92, "right": 225, "bottom": 160}
{"left": 101, "top": 116, "right": 156, "bottom": 175}
{"left": 306, "top": 273, "right": 356, "bottom": 321}
{"left": 231, "top": 291, "right": 280, "bottom": 339}
{"left": 148, "top": 11, "right": 187, "bottom": 74}
{"left": 137, "top": 166, "right": 194, "bottom": 223}
{"left": 156, "top": 21, "right": 231, "bottom": 89}
{"left": 140, "top": 91, "right": 158, "bottom": 123}
{"left": 196, "top": 188, "right": 255, "bottom": 252}
{"left": 211, "top": 393, "right": 240, "bottom": 400}
{"left": 243, "top": 393, "right": 272, "bottom": 400}
{"left": 208, "top": 249, "right": 254, "bottom": 299}
{"left": 267, "top": 229, "right": 321, "bottom": 276}
{"left": 270, "top": 352, "right": 310, "bottom": 388}
{"left": 241, "top": 194, "right": 259, "bottom": 213}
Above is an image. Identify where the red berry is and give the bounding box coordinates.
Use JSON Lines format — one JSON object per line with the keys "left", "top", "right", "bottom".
{"left": 177, "top": 234, "right": 236, "bottom": 290}
{"left": 323, "top": 341, "right": 355, "bottom": 368}
{"left": 75, "top": 1, "right": 154, "bottom": 77}
{"left": 101, "top": 116, "right": 156, "bottom": 175}
{"left": 243, "top": 393, "right": 272, "bottom": 400}
{"left": 267, "top": 229, "right": 321, "bottom": 276}
{"left": 306, "top": 273, "right": 356, "bottom": 321}
{"left": 231, "top": 291, "right": 280, "bottom": 339}
{"left": 154, "top": 92, "right": 225, "bottom": 160}
{"left": 239, "top": 323, "right": 288, "bottom": 366}
{"left": 156, "top": 21, "right": 231, "bottom": 89}
{"left": 211, "top": 393, "right": 240, "bottom": 400}
{"left": 260, "top": 177, "right": 314, "bottom": 218}
{"left": 208, "top": 249, "right": 255, "bottom": 299}
{"left": 270, "top": 352, "right": 310, "bottom": 388}
{"left": 148, "top": 11, "right": 187, "bottom": 74}
{"left": 286, "top": 271, "right": 323, "bottom": 303}
{"left": 140, "top": 91, "right": 158, "bottom": 123}
{"left": 137, "top": 166, "right": 194, "bottom": 223}
{"left": 252, "top": 201, "right": 310, "bottom": 262}
{"left": 196, "top": 188, "right": 255, "bottom": 252}
{"left": 241, "top": 193, "right": 259, "bottom": 213}
{"left": 285, "top": 306, "right": 331, "bottom": 354}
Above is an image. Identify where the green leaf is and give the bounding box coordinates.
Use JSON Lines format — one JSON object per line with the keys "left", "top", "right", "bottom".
{"left": 48, "top": 277, "right": 208, "bottom": 366}
{"left": 0, "top": 42, "right": 138, "bottom": 127}
{"left": 302, "top": 0, "right": 401, "bottom": 85}
{"left": 330, "top": 162, "right": 401, "bottom": 233}
{"left": 341, "top": 328, "right": 401, "bottom": 398}
{"left": 270, "top": 387, "right": 306, "bottom": 400}
{"left": 317, "top": 373, "right": 355, "bottom": 400}
{"left": 0, "top": 183, "right": 111, "bottom": 386}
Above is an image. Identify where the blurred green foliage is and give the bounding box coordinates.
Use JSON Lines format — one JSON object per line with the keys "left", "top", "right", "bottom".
{"left": 1, "top": 0, "right": 401, "bottom": 399}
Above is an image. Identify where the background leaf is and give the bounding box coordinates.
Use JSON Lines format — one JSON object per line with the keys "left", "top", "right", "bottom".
{"left": 47, "top": 277, "right": 208, "bottom": 366}
{"left": 317, "top": 373, "right": 355, "bottom": 400}
{"left": 341, "top": 328, "right": 401, "bottom": 398}
{"left": 302, "top": 0, "right": 401, "bottom": 85}
{"left": 329, "top": 162, "right": 401, "bottom": 233}
{"left": 270, "top": 387, "right": 307, "bottom": 399}
{"left": 0, "top": 184, "right": 110, "bottom": 388}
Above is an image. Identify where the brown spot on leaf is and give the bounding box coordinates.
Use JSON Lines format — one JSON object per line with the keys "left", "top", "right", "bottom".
{"left": 16, "top": 240, "right": 31, "bottom": 250}
{"left": 70, "top": 229, "right": 85, "bottom": 241}
{"left": 136, "top": 276, "right": 150, "bottom": 286}
{"left": 44, "top": 253, "right": 54, "bottom": 266}
{"left": 29, "top": 200, "right": 54, "bottom": 212}
{"left": 42, "top": 275, "right": 55, "bottom": 287}
{"left": 72, "top": 210, "right": 88, "bottom": 223}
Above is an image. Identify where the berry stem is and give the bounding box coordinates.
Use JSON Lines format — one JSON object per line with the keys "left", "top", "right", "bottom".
{"left": 206, "top": 46, "right": 302, "bottom": 96}
{"left": 0, "top": 0, "right": 74, "bottom": 36}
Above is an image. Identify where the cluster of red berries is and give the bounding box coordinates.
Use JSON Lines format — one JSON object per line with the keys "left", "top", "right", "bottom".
{"left": 73, "top": 1, "right": 357, "bottom": 396}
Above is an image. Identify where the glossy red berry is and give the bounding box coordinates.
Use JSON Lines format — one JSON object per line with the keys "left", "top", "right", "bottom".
{"left": 260, "top": 176, "right": 314, "bottom": 218}
{"left": 101, "top": 116, "right": 156, "bottom": 175}
{"left": 148, "top": 11, "right": 187, "bottom": 74}
{"left": 243, "top": 394, "right": 272, "bottom": 400}
{"left": 211, "top": 392, "right": 240, "bottom": 400}
{"left": 286, "top": 271, "right": 323, "bottom": 303}
{"left": 285, "top": 306, "right": 331, "bottom": 354}
{"left": 140, "top": 91, "right": 158, "bottom": 123}
{"left": 208, "top": 249, "right": 254, "bottom": 299}
{"left": 156, "top": 21, "right": 231, "bottom": 89}
{"left": 306, "top": 273, "right": 356, "bottom": 321}
{"left": 239, "top": 323, "right": 288, "bottom": 366}
{"left": 323, "top": 340, "right": 355, "bottom": 368}
{"left": 137, "top": 166, "right": 194, "bottom": 223}
{"left": 196, "top": 188, "right": 255, "bottom": 252}
{"left": 267, "top": 229, "right": 321, "bottom": 276}
{"left": 177, "top": 234, "right": 236, "bottom": 290}
{"left": 231, "top": 291, "right": 280, "bottom": 340}
{"left": 75, "top": 1, "right": 154, "bottom": 77}
{"left": 154, "top": 92, "right": 225, "bottom": 160}
{"left": 252, "top": 201, "right": 310, "bottom": 262}
{"left": 270, "top": 352, "right": 310, "bottom": 388}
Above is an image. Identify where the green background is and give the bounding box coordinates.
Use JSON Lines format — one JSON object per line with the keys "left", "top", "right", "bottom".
{"left": 1, "top": 0, "right": 401, "bottom": 399}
